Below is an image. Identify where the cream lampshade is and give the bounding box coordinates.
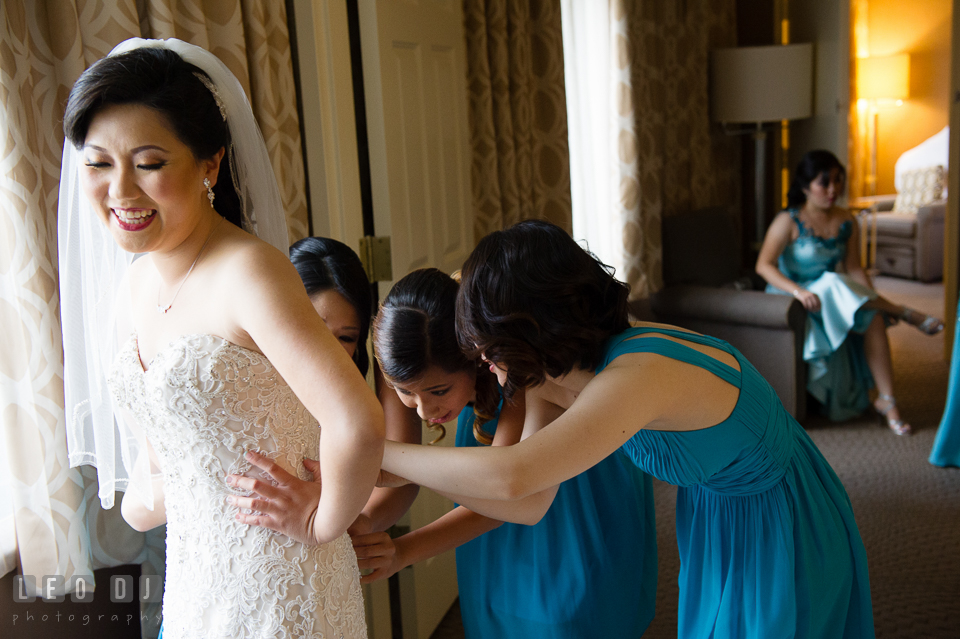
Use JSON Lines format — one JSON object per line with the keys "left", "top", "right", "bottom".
{"left": 857, "top": 54, "right": 910, "bottom": 102}
{"left": 710, "top": 43, "right": 814, "bottom": 246}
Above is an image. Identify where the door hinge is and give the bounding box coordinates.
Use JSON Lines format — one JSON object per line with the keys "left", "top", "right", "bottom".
{"left": 359, "top": 235, "right": 393, "bottom": 282}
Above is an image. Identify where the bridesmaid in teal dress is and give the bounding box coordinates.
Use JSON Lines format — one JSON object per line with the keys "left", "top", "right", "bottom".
{"left": 930, "top": 297, "right": 960, "bottom": 467}
{"left": 757, "top": 150, "right": 943, "bottom": 431}
{"left": 353, "top": 268, "right": 658, "bottom": 638}
{"left": 375, "top": 220, "right": 876, "bottom": 637}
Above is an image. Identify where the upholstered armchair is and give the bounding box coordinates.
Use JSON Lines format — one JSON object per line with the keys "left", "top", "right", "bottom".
{"left": 860, "top": 129, "right": 947, "bottom": 282}
{"left": 862, "top": 187, "right": 945, "bottom": 282}
{"left": 640, "top": 207, "right": 807, "bottom": 421}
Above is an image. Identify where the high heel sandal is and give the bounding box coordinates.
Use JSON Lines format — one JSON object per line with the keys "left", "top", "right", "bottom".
{"left": 874, "top": 393, "right": 912, "bottom": 436}
{"left": 900, "top": 308, "right": 944, "bottom": 335}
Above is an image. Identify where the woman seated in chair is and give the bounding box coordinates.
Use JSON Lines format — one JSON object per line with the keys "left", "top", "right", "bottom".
{"left": 757, "top": 149, "right": 943, "bottom": 433}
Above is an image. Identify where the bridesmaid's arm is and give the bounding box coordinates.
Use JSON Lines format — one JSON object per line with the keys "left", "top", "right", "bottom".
{"left": 353, "top": 396, "right": 528, "bottom": 582}
{"left": 756, "top": 212, "right": 821, "bottom": 311}
{"left": 381, "top": 352, "right": 735, "bottom": 518}
{"left": 755, "top": 212, "right": 803, "bottom": 294}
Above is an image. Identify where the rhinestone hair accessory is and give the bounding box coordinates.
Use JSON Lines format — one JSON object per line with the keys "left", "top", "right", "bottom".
{"left": 194, "top": 72, "right": 227, "bottom": 121}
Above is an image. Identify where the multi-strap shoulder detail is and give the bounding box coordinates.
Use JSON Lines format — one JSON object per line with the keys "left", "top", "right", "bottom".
{"left": 597, "top": 326, "right": 742, "bottom": 389}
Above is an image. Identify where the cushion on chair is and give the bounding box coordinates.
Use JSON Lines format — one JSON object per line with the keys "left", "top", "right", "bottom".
{"left": 874, "top": 213, "right": 917, "bottom": 238}
{"left": 893, "top": 165, "right": 945, "bottom": 214}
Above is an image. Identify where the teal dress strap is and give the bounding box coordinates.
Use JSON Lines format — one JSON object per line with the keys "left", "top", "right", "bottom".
{"left": 598, "top": 327, "right": 742, "bottom": 388}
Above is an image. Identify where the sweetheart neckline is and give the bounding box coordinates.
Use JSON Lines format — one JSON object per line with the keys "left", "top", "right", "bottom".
{"left": 132, "top": 332, "right": 264, "bottom": 374}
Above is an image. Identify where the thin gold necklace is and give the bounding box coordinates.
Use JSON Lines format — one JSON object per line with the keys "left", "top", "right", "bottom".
{"left": 157, "top": 215, "right": 224, "bottom": 314}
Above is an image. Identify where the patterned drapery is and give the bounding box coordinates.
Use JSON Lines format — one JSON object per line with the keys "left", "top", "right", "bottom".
{"left": 0, "top": 2, "right": 306, "bottom": 636}
{"left": 464, "top": 0, "right": 573, "bottom": 239}
{"left": 564, "top": 0, "right": 740, "bottom": 299}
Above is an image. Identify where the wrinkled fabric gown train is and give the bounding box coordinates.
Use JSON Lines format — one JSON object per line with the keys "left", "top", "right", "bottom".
{"left": 603, "top": 327, "right": 874, "bottom": 638}
{"left": 109, "top": 334, "right": 367, "bottom": 639}
{"left": 766, "top": 209, "right": 878, "bottom": 421}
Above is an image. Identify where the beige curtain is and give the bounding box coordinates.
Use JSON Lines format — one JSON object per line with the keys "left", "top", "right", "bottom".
{"left": 619, "top": 0, "right": 740, "bottom": 297}
{"left": 464, "top": 0, "right": 573, "bottom": 239}
{"left": 0, "top": 1, "right": 305, "bottom": 636}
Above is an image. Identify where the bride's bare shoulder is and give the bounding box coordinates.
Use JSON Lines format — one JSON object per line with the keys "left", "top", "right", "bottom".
{"left": 216, "top": 226, "right": 298, "bottom": 287}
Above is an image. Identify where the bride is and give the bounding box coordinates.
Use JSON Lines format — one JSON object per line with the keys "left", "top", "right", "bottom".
{"left": 59, "top": 38, "right": 383, "bottom": 638}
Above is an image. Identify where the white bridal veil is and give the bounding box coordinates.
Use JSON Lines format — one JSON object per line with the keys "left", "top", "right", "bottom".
{"left": 59, "top": 38, "right": 290, "bottom": 509}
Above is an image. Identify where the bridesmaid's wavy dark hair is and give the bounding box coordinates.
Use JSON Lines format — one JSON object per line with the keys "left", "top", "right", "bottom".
{"left": 456, "top": 220, "right": 630, "bottom": 400}
{"left": 290, "top": 237, "right": 373, "bottom": 376}
{"left": 372, "top": 268, "right": 499, "bottom": 445}
{"left": 63, "top": 47, "right": 243, "bottom": 229}
{"left": 787, "top": 149, "right": 847, "bottom": 209}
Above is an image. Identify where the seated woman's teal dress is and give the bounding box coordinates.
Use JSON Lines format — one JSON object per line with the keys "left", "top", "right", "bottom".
{"left": 455, "top": 397, "right": 657, "bottom": 638}
{"left": 601, "top": 326, "right": 874, "bottom": 638}
{"left": 766, "top": 209, "right": 878, "bottom": 420}
{"left": 930, "top": 297, "right": 960, "bottom": 467}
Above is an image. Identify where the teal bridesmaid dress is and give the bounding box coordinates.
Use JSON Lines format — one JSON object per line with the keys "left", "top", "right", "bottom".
{"left": 454, "top": 397, "right": 658, "bottom": 638}
{"left": 930, "top": 297, "right": 960, "bottom": 467}
{"left": 766, "top": 209, "right": 879, "bottom": 420}
{"left": 601, "top": 327, "right": 874, "bottom": 638}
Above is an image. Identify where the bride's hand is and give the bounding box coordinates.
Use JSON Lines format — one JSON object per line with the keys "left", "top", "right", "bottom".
{"left": 225, "top": 450, "right": 325, "bottom": 545}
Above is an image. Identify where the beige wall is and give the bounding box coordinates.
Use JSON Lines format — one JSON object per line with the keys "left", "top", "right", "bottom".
{"left": 868, "top": 0, "right": 952, "bottom": 194}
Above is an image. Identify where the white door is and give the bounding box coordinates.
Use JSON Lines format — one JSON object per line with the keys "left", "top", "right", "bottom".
{"left": 359, "top": 1, "right": 475, "bottom": 637}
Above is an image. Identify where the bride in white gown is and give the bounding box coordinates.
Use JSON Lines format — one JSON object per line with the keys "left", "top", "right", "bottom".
{"left": 59, "top": 38, "right": 383, "bottom": 638}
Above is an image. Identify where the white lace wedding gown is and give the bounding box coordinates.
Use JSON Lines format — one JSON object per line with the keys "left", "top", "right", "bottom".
{"left": 109, "top": 333, "right": 368, "bottom": 639}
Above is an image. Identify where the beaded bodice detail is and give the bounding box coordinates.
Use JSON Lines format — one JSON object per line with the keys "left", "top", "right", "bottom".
{"left": 108, "top": 333, "right": 367, "bottom": 639}
{"left": 778, "top": 208, "right": 853, "bottom": 283}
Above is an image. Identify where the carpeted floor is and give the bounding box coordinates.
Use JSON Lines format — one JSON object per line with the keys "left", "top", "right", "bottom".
{"left": 431, "top": 276, "right": 960, "bottom": 639}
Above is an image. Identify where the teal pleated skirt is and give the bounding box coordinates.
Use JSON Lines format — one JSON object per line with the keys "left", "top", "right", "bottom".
{"left": 455, "top": 403, "right": 658, "bottom": 638}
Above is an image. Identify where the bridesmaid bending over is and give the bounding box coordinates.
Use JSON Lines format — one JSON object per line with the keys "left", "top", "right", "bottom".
{"left": 757, "top": 150, "right": 943, "bottom": 432}
{"left": 374, "top": 220, "right": 875, "bottom": 638}
{"left": 355, "top": 268, "right": 657, "bottom": 638}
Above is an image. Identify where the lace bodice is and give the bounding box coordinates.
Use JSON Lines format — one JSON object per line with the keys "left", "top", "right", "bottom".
{"left": 777, "top": 208, "right": 853, "bottom": 283}
{"left": 108, "top": 333, "right": 367, "bottom": 639}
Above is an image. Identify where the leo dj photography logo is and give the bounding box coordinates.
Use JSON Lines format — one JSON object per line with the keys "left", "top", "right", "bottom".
{"left": 10, "top": 575, "right": 162, "bottom": 629}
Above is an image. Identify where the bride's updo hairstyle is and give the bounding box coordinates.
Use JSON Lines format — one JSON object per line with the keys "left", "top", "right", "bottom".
{"left": 373, "top": 268, "right": 500, "bottom": 445}
{"left": 456, "top": 220, "right": 630, "bottom": 399}
{"left": 63, "top": 47, "right": 242, "bottom": 228}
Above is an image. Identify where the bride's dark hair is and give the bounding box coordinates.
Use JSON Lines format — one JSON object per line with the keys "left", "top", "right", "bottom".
{"left": 63, "top": 47, "right": 242, "bottom": 228}
{"left": 373, "top": 268, "right": 499, "bottom": 445}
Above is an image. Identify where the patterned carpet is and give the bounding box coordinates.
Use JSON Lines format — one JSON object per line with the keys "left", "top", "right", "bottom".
{"left": 432, "top": 276, "right": 960, "bottom": 639}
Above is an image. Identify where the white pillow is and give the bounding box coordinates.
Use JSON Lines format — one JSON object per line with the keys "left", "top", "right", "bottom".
{"left": 893, "top": 165, "right": 945, "bottom": 214}
{"left": 894, "top": 126, "right": 949, "bottom": 193}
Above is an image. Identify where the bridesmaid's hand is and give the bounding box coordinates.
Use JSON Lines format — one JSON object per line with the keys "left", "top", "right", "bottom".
{"left": 225, "top": 450, "right": 324, "bottom": 545}
{"left": 351, "top": 530, "right": 404, "bottom": 584}
{"left": 792, "top": 288, "right": 821, "bottom": 312}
